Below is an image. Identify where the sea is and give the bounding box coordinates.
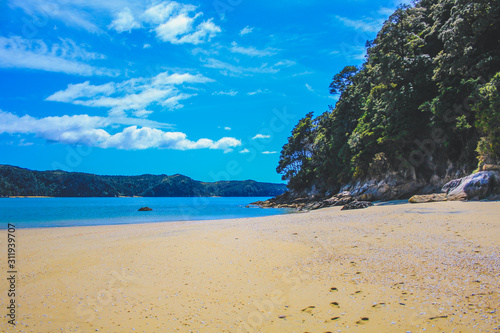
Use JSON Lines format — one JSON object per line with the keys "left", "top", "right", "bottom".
{"left": 0, "top": 197, "right": 292, "bottom": 229}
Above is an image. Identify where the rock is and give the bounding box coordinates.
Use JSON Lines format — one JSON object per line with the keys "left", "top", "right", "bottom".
{"left": 138, "top": 207, "right": 153, "bottom": 211}
{"left": 357, "top": 193, "right": 374, "bottom": 201}
{"left": 482, "top": 164, "right": 500, "bottom": 171}
{"left": 442, "top": 171, "right": 500, "bottom": 199}
{"left": 409, "top": 192, "right": 468, "bottom": 203}
{"left": 409, "top": 193, "right": 448, "bottom": 203}
{"left": 341, "top": 200, "right": 373, "bottom": 210}
{"left": 487, "top": 194, "right": 500, "bottom": 201}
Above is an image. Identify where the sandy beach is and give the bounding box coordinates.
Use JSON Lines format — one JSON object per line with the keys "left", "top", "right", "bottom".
{"left": 1, "top": 200, "right": 499, "bottom": 332}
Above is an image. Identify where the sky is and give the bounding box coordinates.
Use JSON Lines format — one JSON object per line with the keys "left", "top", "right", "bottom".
{"left": 0, "top": 0, "right": 407, "bottom": 183}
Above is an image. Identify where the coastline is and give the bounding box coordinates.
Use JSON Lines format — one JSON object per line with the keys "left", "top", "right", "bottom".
{"left": 4, "top": 196, "right": 55, "bottom": 198}
{"left": 1, "top": 201, "right": 499, "bottom": 332}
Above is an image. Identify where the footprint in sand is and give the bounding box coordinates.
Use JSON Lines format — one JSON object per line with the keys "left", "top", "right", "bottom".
{"left": 301, "top": 306, "right": 316, "bottom": 314}
{"left": 330, "top": 302, "right": 340, "bottom": 308}
{"left": 372, "top": 302, "right": 386, "bottom": 308}
{"left": 356, "top": 317, "right": 369, "bottom": 324}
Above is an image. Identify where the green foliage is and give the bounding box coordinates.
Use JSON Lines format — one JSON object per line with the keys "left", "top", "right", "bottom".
{"left": 473, "top": 72, "right": 500, "bottom": 166}
{"left": 276, "top": 112, "right": 317, "bottom": 191}
{"left": 329, "top": 66, "right": 359, "bottom": 95}
{"left": 278, "top": 0, "right": 500, "bottom": 192}
{"left": 0, "top": 165, "right": 287, "bottom": 197}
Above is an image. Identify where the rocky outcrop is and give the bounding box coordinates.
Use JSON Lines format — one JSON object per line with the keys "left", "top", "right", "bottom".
{"left": 442, "top": 171, "right": 499, "bottom": 200}
{"left": 138, "top": 207, "right": 153, "bottom": 211}
{"left": 408, "top": 193, "right": 467, "bottom": 203}
{"left": 252, "top": 169, "right": 500, "bottom": 211}
{"left": 341, "top": 201, "right": 373, "bottom": 210}
{"left": 408, "top": 170, "right": 500, "bottom": 203}
{"left": 251, "top": 191, "right": 356, "bottom": 211}
{"left": 337, "top": 171, "right": 458, "bottom": 202}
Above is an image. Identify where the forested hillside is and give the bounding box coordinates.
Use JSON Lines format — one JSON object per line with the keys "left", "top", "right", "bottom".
{"left": 0, "top": 165, "right": 287, "bottom": 197}
{"left": 278, "top": 0, "right": 500, "bottom": 195}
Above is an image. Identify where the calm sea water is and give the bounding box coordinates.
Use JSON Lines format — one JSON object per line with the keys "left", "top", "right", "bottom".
{"left": 0, "top": 197, "right": 291, "bottom": 229}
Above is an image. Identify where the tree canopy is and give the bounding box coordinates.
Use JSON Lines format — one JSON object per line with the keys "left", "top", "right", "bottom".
{"left": 278, "top": 0, "right": 500, "bottom": 193}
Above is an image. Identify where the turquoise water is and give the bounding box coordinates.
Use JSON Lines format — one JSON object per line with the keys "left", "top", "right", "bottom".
{"left": 0, "top": 197, "right": 291, "bottom": 228}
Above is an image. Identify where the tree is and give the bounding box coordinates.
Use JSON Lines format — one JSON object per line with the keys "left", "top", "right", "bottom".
{"left": 473, "top": 72, "right": 500, "bottom": 167}
{"left": 276, "top": 112, "right": 316, "bottom": 191}
{"left": 329, "top": 66, "right": 358, "bottom": 95}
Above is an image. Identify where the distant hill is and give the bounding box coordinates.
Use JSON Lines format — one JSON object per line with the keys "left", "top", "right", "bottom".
{"left": 0, "top": 165, "right": 287, "bottom": 197}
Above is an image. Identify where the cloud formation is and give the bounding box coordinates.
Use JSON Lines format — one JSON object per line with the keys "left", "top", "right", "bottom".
{"left": 0, "top": 110, "right": 241, "bottom": 151}
{"left": 335, "top": 15, "right": 385, "bottom": 33}
{"left": 212, "top": 90, "right": 238, "bottom": 96}
{"left": 108, "top": 7, "right": 142, "bottom": 32}
{"left": 46, "top": 71, "right": 213, "bottom": 116}
{"left": 0, "top": 36, "right": 116, "bottom": 76}
{"left": 229, "top": 42, "right": 276, "bottom": 57}
{"left": 239, "top": 26, "right": 253, "bottom": 36}
{"left": 203, "top": 58, "right": 278, "bottom": 77}
{"left": 252, "top": 134, "right": 271, "bottom": 140}
{"left": 110, "top": 1, "right": 221, "bottom": 44}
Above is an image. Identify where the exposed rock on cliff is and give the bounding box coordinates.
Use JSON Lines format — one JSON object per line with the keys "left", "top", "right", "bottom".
{"left": 253, "top": 169, "right": 500, "bottom": 211}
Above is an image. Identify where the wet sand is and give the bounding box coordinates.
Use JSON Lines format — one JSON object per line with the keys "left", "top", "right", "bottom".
{"left": 1, "top": 200, "right": 499, "bottom": 332}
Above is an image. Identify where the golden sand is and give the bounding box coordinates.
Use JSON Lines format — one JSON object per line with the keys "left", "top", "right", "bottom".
{"left": 1, "top": 201, "right": 499, "bottom": 332}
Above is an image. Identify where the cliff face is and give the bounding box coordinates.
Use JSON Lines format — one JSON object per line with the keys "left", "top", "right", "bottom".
{"left": 0, "top": 165, "right": 287, "bottom": 197}
{"left": 254, "top": 166, "right": 500, "bottom": 210}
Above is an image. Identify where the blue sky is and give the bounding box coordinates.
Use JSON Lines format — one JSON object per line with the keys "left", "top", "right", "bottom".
{"left": 0, "top": 0, "right": 406, "bottom": 183}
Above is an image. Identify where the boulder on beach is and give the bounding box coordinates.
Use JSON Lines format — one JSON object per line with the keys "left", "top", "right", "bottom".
{"left": 442, "top": 171, "right": 499, "bottom": 199}
{"left": 341, "top": 200, "right": 373, "bottom": 210}
{"left": 138, "top": 207, "right": 153, "bottom": 211}
{"left": 409, "top": 193, "right": 448, "bottom": 203}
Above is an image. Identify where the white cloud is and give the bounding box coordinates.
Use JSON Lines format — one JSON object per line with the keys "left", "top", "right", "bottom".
{"left": 121, "top": 1, "right": 222, "bottom": 44}
{"left": 8, "top": 0, "right": 106, "bottom": 33}
{"left": 247, "top": 88, "right": 269, "bottom": 95}
{"left": 229, "top": 42, "right": 276, "bottom": 57}
{"left": 133, "top": 109, "right": 154, "bottom": 118}
{"left": 252, "top": 134, "right": 271, "bottom": 140}
{"left": 305, "top": 83, "right": 314, "bottom": 92}
{"left": 332, "top": 44, "right": 367, "bottom": 61}
{"left": 378, "top": 7, "right": 396, "bottom": 16}
{"left": 9, "top": 0, "right": 221, "bottom": 44}
{"left": 239, "top": 148, "right": 250, "bottom": 154}
{"left": 109, "top": 7, "right": 141, "bottom": 32}
{"left": 274, "top": 60, "right": 296, "bottom": 67}
{"left": 239, "top": 26, "right": 253, "bottom": 36}
{"left": 0, "top": 110, "right": 241, "bottom": 151}
{"left": 153, "top": 72, "right": 213, "bottom": 85}
{"left": 224, "top": 126, "right": 231, "bottom": 131}
{"left": 204, "top": 58, "right": 278, "bottom": 76}
{"left": 46, "top": 71, "right": 213, "bottom": 116}
{"left": 262, "top": 151, "right": 277, "bottom": 154}
{"left": 212, "top": 90, "right": 238, "bottom": 96}
{"left": 292, "top": 71, "right": 313, "bottom": 77}
{"left": 172, "top": 19, "right": 221, "bottom": 45}
{"left": 0, "top": 36, "right": 116, "bottom": 76}
{"left": 46, "top": 81, "right": 115, "bottom": 102}
{"left": 143, "top": 43, "right": 151, "bottom": 49}
{"left": 143, "top": 1, "right": 189, "bottom": 24}
{"left": 335, "top": 15, "right": 384, "bottom": 33}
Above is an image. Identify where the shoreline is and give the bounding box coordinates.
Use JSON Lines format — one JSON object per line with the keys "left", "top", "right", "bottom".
{"left": 0, "top": 200, "right": 498, "bottom": 332}
{"left": 3, "top": 196, "right": 55, "bottom": 198}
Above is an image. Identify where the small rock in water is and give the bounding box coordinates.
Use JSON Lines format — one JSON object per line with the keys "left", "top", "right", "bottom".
{"left": 138, "top": 207, "right": 153, "bottom": 211}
